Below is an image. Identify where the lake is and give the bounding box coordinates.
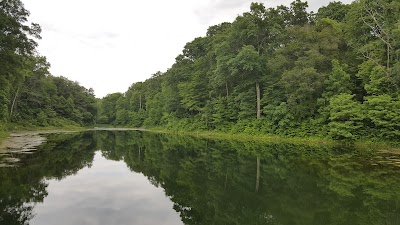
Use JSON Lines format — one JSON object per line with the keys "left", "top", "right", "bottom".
{"left": 1, "top": 130, "right": 400, "bottom": 225}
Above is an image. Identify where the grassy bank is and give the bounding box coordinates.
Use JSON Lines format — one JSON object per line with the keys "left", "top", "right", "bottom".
{"left": 144, "top": 127, "right": 400, "bottom": 151}
{"left": 148, "top": 127, "right": 331, "bottom": 144}
{"left": 7, "top": 119, "right": 88, "bottom": 132}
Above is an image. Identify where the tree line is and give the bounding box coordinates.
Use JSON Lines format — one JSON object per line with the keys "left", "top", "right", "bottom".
{"left": 0, "top": 0, "right": 97, "bottom": 131}
{"left": 1, "top": 0, "right": 399, "bottom": 141}
{"left": 98, "top": 0, "right": 400, "bottom": 140}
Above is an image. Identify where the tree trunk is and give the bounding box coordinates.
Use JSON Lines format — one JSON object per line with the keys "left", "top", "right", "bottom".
{"left": 387, "top": 42, "right": 390, "bottom": 71}
{"left": 255, "top": 156, "right": 260, "bottom": 192}
{"left": 225, "top": 81, "right": 229, "bottom": 98}
{"left": 224, "top": 172, "right": 228, "bottom": 189}
{"left": 10, "top": 87, "right": 20, "bottom": 121}
{"left": 256, "top": 81, "right": 261, "bottom": 119}
{"left": 139, "top": 94, "right": 142, "bottom": 110}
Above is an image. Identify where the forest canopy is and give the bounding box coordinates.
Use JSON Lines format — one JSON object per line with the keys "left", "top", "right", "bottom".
{"left": 97, "top": 0, "right": 400, "bottom": 141}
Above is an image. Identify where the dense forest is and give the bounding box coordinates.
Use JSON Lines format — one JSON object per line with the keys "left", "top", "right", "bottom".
{"left": 0, "top": 0, "right": 97, "bottom": 134}
{"left": 1, "top": 0, "right": 400, "bottom": 141}
{"left": 97, "top": 0, "right": 400, "bottom": 141}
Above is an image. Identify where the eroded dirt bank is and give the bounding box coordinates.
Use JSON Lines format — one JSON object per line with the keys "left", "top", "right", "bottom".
{"left": 0, "top": 132, "right": 46, "bottom": 167}
{"left": 0, "top": 130, "right": 79, "bottom": 167}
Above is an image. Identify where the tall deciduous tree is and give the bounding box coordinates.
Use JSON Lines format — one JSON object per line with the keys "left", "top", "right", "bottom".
{"left": 0, "top": 0, "right": 41, "bottom": 121}
{"left": 229, "top": 45, "right": 262, "bottom": 119}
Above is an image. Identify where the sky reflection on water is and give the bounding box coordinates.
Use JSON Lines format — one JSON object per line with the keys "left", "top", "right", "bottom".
{"left": 30, "top": 151, "right": 182, "bottom": 225}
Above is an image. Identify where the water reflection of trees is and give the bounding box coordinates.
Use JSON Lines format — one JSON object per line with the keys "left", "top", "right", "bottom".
{"left": 97, "top": 131, "right": 400, "bottom": 225}
{"left": 0, "top": 132, "right": 97, "bottom": 225}
{"left": 1, "top": 131, "right": 400, "bottom": 225}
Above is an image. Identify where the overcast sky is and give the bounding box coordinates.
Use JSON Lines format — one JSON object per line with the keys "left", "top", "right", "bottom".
{"left": 23, "top": 0, "right": 353, "bottom": 98}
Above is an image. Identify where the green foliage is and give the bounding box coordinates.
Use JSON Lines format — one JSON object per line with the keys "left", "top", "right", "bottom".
{"left": 0, "top": 0, "right": 41, "bottom": 77}
{"left": 364, "top": 95, "right": 400, "bottom": 138}
{"left": 12, "top": 73, "right": 97, "bottom": 127}
{"left": 324, "top": 60, "right": 352, "bottom": 98}
{"left": 129, "top": 109, "right": 145, "bottom": 127}
{"left": 96, "top": 93, "right": 123, "bottom": 125}
{"left": 1, "top": 0, "right": 398, "bottom": 140}
{"left": 327, "top": 94, "right": 364, "bottom": 140}
{"left": 281, "top": 66, "right": 324, "bottom": 118}
{"left": 263, "top": 102, "right": 296, "bottom": 134}
{"left": 0, "top": 2, "right": 96, "bottom": 129}
{"left": 316, "top": 1, "right": 350, "bottom": 22}
{"left": 95, "top": 0, "right": 398, "bottom": 141}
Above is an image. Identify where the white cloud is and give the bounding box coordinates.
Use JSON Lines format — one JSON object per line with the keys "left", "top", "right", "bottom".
{"left": 23, "top": 0, "right": 353, "bottom": 98}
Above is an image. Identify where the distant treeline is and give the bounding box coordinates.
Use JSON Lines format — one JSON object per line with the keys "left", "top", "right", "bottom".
{"left": 0, "top": 0, "right": 97, "bottom": 130}
{"left": 98, "top": 0, "right": 400, "bottom": 141}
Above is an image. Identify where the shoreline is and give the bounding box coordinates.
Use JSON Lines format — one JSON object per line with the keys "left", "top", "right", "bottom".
{"left": 142, "top": 128, "right": 400, "bottom": 151}
{"left": 0, "top": 131, "right": 46, "bottom": 167}
{"left": 0, "top": 129, "right": 83, "bottom": 167}
{"left": 1, "top": 127, "right": 399, "bottom": 154}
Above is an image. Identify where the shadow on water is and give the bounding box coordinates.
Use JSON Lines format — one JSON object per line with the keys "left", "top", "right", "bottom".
{"left": 1, "top": 130, "right": 400, "bottom": 225}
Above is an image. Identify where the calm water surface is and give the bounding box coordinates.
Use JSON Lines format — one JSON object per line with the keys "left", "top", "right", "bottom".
{"left": 1, "top": 130, "right": 400, "bottom": 225}
{"left": 30, "top": 152, "right": 182, "bottom": 225}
